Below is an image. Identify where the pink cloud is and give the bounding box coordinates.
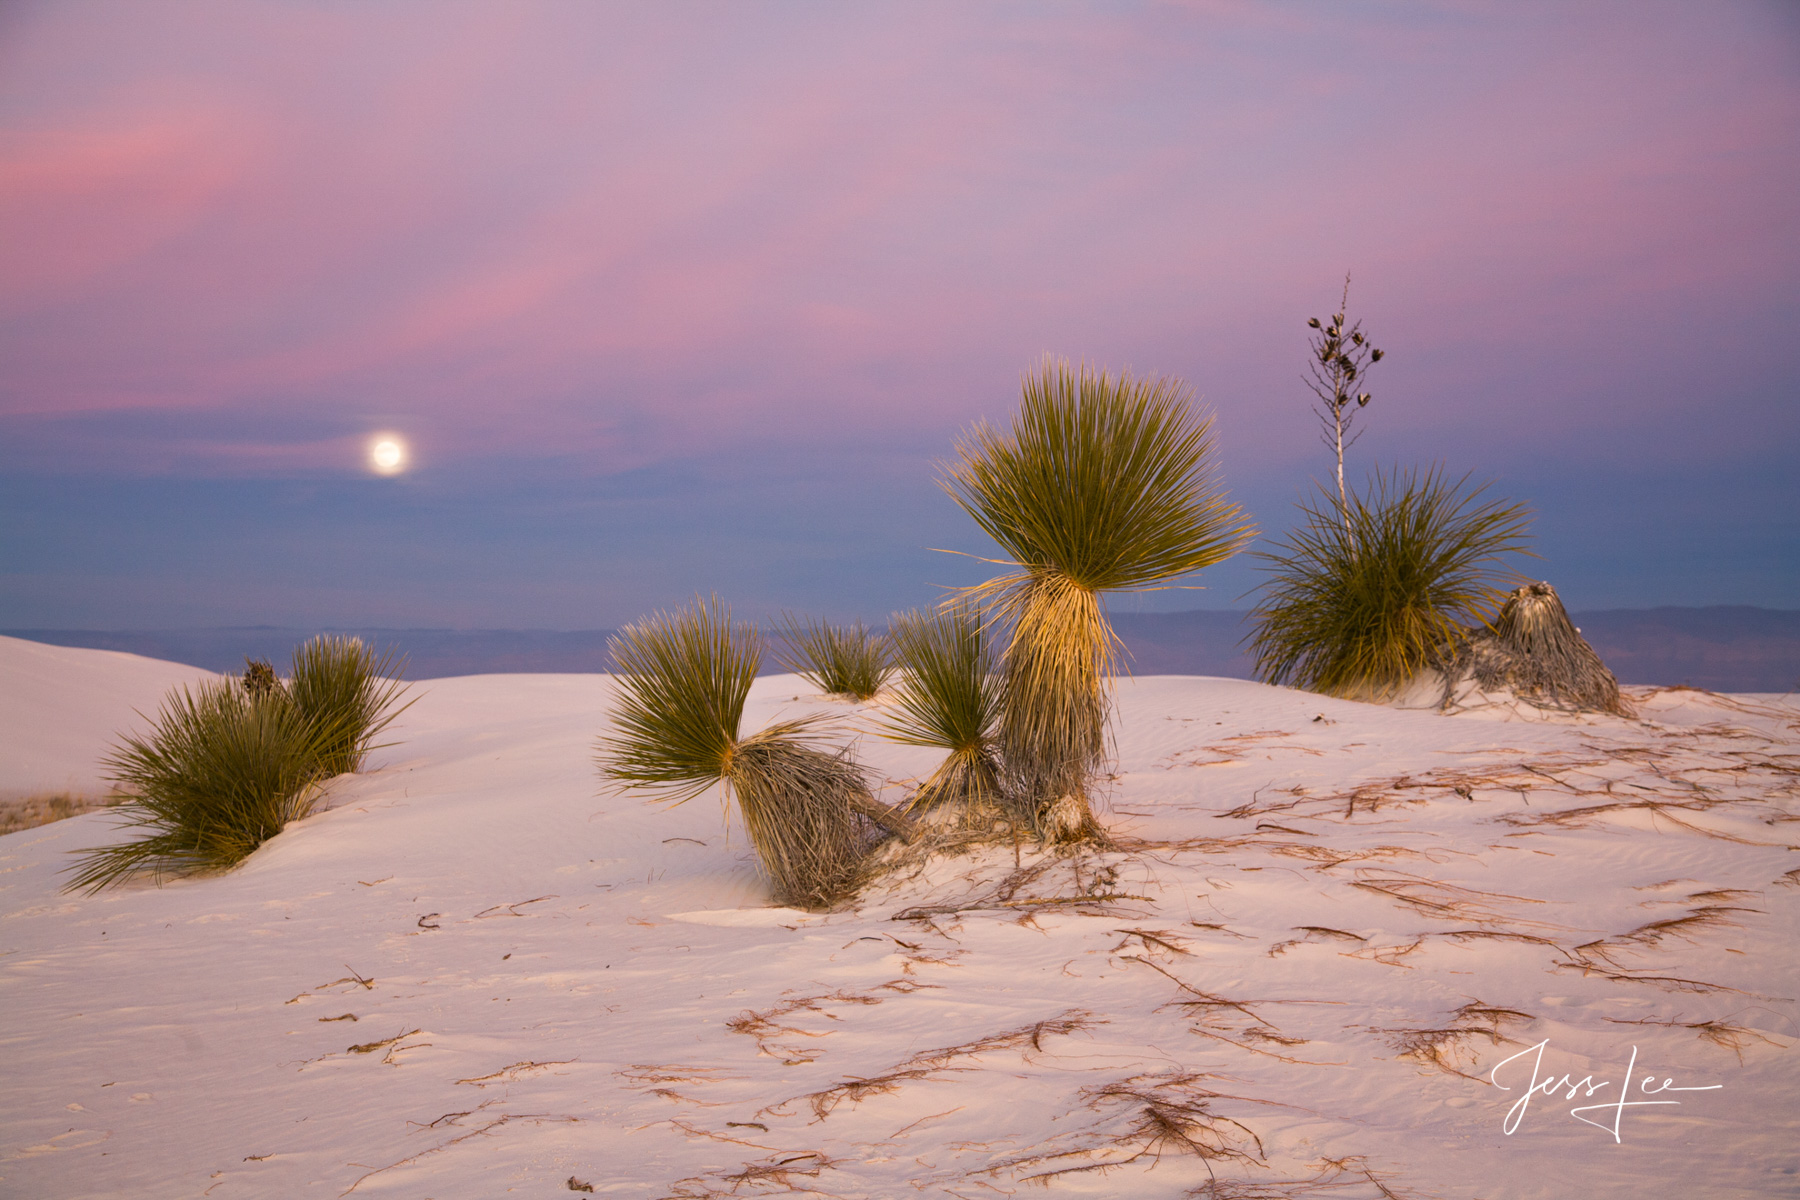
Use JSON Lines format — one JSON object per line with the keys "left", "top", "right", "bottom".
{"left": 0, "top": 1, "right": 1792, "bottom": 479}
{"left": 0, "top": 112, "right": 253, "bottom": 316}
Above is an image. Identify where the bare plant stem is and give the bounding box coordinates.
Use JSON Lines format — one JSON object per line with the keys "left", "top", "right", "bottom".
{"left": 1305, "top": 273, "right": 1385, "bottom": 535}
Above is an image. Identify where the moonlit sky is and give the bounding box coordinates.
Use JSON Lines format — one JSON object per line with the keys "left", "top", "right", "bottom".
{"left": 2, "top": 1, "right": 1796, "bottom": 630}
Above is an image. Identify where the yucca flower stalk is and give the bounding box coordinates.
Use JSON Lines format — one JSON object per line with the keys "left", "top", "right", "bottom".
{"left": 596, "top": 597, "right": 910, "bottom": 909}
{"left": 1247, "top": 467, "right": 1532, "bottom": 700}
{"left": 65, "top": 679, "right": 330, "bottom": 893}
{"left": 774, "top": 615, "right": 893, "bottom": 701}
{"left": 287, "top": 636, "right": 412, "bottom": 777}
{"left": 943, "top": 358, "right": 1255, "bottom": 841}
{"left": 1306, "top": 274, "right": 1386, "bottom": 520}
{"left": 878, "top": 605, "right": 1004, "bottom": 827}
{"left": 241, "top": 657, "right": 280, "bottom": 699}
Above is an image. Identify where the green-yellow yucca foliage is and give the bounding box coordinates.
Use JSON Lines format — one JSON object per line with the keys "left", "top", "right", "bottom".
{"left": 65, "top": 637, "right": 410, "bottom": 893}
{"left": 1247, "top": 468, "right": 1532, "bottom": 700}
{"left": 599, "top": 597, "right": 759, "bottom": 801}
{"left": 287, "top": 635, "right": 411, "bottom": 777}
{"left": 944, "top": 358, "right": 1255, "bottom": 839}
{"left": 596, "top": 597, "right": 876, "bottom": 908}
{"left": 775, "top": 615, "right": 892, "bottom": 701}
{"left": 66, "top": 680, "right": 329, "bottom": 893}
{"left": 879, "top": 606, "right": 1003, "bottom": 824}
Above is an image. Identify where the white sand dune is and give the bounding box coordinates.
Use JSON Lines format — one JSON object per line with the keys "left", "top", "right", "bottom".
{"left": 0, "top": 635, "right": 217, "bottom": 799}
{"left": 1, "top": 642, "right": 1795, "bottom": 1198}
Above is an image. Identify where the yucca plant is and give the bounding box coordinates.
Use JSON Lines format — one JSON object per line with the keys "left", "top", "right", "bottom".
{"left": 597, "top": 597, "right": 907, "bottom": 909}
{"left": 943, "top": 358, "right": 1255, "bottom": 841}
{"left": 286, "top": 635, "right": 411, "bottom": 777}
{"left": 774, "top": 615, "right": 892, "bottom": 701}
{"left": 879, "top": 605, "right": 1004, "bottom": 828}
{"left": 63, "top": 637, "right": 410, "bottom": 894}
{"left": 1246, "top": 467, "right": 1532, "bottom": 700}
{"left": 65, "top": 680, "right": 329, "bottom": 893}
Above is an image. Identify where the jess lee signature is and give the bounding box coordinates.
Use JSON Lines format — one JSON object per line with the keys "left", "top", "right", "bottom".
{"left": 1489, "top": 1040, "right": 1721, "bottom": 1142}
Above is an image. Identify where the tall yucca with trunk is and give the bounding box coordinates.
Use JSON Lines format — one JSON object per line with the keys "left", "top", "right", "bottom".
{"left": 879, "top": 605, "right": 1003, "bottom": 829}
{"left": 596, "top": 597, "right": 910, "bottom": 909}
{"left": 943, "top": 359, "right": 1255, "bottom": 841}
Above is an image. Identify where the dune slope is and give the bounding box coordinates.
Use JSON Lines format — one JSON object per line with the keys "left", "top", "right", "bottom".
{"left": 1, "top": 645, "right": 1795, "bottom": 1198}
{"left": 0, "top": 635, "right": 216, "bottom": 799}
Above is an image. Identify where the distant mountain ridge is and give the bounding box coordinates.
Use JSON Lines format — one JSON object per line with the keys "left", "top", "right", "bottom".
{"left": 1105, "top": 606, "right": 1800, "bottom": 693}
{"left": 7, "top": 606, "right": 1798, "bottom": 693}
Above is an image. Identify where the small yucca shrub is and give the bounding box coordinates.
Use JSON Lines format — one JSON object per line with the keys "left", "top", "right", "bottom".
{"left": 599, "top": 597, "right": 758, "bottom": 800}
{"left": 65, "top": 637, "right": 411, "bottom": 893}
{"left": 1247, "top": 468, "right": 1532, "bottom": 700}
{"left": 775, "top": 615, "right": 892, "bottom": 701}
{"left": 879, "top": 606, "right": 1004, "bottom": 825}
{"left": 287, "top": 636, "right": 410, "bottom": 776}
{"left": 66, "top": 680, "right": 328, "bottom": 893}
{"left": 597, "top": 597, "right": 895, "bottom": 908}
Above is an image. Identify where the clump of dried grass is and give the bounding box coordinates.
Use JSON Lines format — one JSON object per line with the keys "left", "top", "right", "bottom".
{"left": 1439, "top": 581, "right": 1630, "bottom": 715}
{"left": 0, "top": 792, "right": 126, "bottom": 837}
{"left": 1384, "top": 1002, "right": 1534, "bottom": 1079}
{"left": 982, "top": 1069, "right": 1268, "bottom": 1187}
{"left": 597, "top": 597, "right": 907, "bottom": 909}
{"left": 793, "top": 1011, "right": 1093, "bottom": 1120}
{"left": 1604, "top": 1014, "right": 1785, "bottom": 1063}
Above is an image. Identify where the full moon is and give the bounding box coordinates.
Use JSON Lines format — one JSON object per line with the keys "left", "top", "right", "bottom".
{"left": 369, "top": 435, "right": 408, "bottom": 475}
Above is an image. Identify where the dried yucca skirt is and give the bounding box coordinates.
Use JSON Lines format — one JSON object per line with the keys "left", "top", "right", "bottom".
{"left": 1439, "top": 582, "right": 1629, "bottom": 716}
{"left": 727, "top": 735, "right": 881, "bottom": 909}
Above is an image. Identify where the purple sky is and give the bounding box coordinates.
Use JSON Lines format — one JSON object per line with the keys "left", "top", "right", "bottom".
{"left": 3, "top": 1, "right": 1796, "bottom": 629}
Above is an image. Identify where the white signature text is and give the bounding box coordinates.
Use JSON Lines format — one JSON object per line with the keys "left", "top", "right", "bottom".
{"left": 1489, "top": 1040, "right": 1721, "bottom": 1142}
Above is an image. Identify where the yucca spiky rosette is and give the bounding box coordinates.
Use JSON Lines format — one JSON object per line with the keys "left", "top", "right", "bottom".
{"left": 65, "top": 679, "right": 329, "bottom": 894}
{"left": 879, "top": 605, "right": 1004, "bottom": 830}
{"left": 774, "top": 614, "right": 893, "bottom": 701}
{"left": 596, "top": 597, "right": 903, "bottom": 909}
{"left": 65, "top": 634, "right": 411, "bottom": 894}
{"left": 1248, "top": 468, "right": 1532, "bottom": 701}
{"left": 942, "top": 359, "right": 1255, "bottom": 841}
{"left": 287, "top": 635, "right": 413, "bottom": 776}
